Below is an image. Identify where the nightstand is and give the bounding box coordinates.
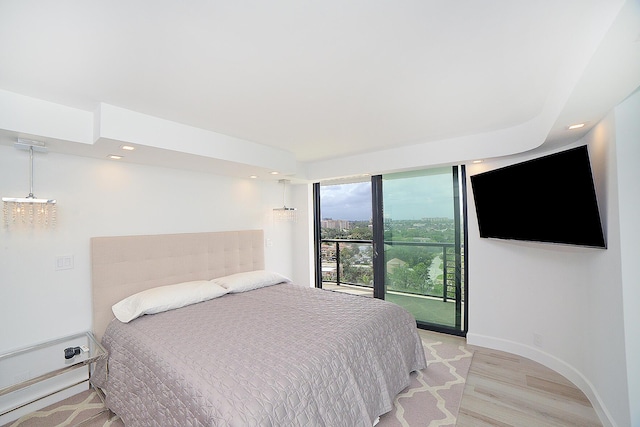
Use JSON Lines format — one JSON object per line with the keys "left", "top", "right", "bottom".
{"left": 0, "top": 331, "right": 106, "bottom": 418}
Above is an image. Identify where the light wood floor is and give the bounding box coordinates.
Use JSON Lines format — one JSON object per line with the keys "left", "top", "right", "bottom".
{"left": 417, "top": 330, "right": 602, "bottom": 427}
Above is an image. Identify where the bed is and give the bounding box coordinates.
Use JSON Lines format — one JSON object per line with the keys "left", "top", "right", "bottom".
{"left": 90, "top": 230, "right": 427, "bottom": 426}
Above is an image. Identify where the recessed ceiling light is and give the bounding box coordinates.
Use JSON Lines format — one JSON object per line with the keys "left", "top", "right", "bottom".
{"left": 270, "top": 171, "right": 279, "bottom": 175}
{"left": 472, "top": 160, "right": 484, "bottom": 164}
{"left": 250, "top": 175, "right": 258, "bottom": 179}
{"left": 120, "top": 145, "right": 135, "bottom": 151}
{"left": 107, "top": 155, "right": 123, "bottom": 160}
{"left": 568, "top": 123, "right": 585, "bottom": 130}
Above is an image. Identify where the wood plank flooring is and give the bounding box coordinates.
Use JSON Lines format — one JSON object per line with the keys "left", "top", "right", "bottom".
{"left": 417, "top": 330, "right": 602, "bottom": 427}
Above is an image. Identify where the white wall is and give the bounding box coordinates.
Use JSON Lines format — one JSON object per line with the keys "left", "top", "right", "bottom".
{"left": 290, "top": 183, "right": 315, "bottom": 288}
{"left": 0, "top": 147, "right": 293, "bottom": 354}
{"left": 579, "top": 113, "right": 629, "bottom": 427}
{"left": 614, "top": 88, "right": 640, "bottom": 427}
{"left": 465, "top": 108, "right": 632, "bottom": 426}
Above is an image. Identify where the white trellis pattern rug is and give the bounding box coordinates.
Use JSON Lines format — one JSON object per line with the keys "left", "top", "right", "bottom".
{"left": 378, "top": 340, "right": 474, "bottom": 427}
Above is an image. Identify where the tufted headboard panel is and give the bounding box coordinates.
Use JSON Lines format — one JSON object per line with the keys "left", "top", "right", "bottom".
{"left": 91, "top": 230, "right": 264, "bottom": 341}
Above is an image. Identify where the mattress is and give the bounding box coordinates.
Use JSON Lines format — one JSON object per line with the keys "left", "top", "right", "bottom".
{"left": 93, "top": 283, "right": 427, "bottom": 426}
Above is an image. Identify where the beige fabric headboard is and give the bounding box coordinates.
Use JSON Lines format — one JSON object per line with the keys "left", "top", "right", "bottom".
{"left": 91, "top": 230, "right": 264, "bottom": 341}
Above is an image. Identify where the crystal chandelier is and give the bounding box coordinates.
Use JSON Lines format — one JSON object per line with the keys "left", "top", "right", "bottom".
{"left": 273, "top": 179, "right": 297, "bottom": 222}
{"left": 2, "top": 139, "right": 57, "bottom": 229}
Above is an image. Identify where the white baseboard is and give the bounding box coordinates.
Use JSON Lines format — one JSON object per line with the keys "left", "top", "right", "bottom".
{"left": 466, "top": 332, "right": 616, "bottom": 427}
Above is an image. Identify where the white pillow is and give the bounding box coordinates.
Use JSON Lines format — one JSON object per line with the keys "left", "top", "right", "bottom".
{"left": 112, "top": 280, "right": 229, "bottom": 323}
{"left": 211, "top": 270, "right": 289, "bottom": 293}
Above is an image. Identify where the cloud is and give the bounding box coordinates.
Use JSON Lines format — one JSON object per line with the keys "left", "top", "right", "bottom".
{"left": 320, "top": 170, "right": 457, "bottom": 221}
{"left": 320, "top": 182, "right": 371, "bottom": 220}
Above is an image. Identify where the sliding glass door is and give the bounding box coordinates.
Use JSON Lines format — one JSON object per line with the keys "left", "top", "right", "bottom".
{"left": 314, "top": 166, "right": 467, "bottom": 336}
{"left": 317, "top": 180, "right": 374, "bottom": 297}
{"left": 380, "top": 167, "right": 465, "bottom": 333}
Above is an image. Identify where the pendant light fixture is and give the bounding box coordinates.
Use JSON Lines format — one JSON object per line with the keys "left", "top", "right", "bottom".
{"left": 273, "top": 179, "right": 297, "bottom": 222}
{"left": 2, "top": 139, "right": 57, "bottom": 229}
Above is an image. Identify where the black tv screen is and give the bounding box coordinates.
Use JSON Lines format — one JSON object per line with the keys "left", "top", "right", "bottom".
{"left": 470, "top": 145, "right": 606, "bottom": 248}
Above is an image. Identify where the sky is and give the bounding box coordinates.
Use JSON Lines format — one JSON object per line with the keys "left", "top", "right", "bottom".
{"left": 320, "top": 173, "right": 456, "bottom": 221}
{"left": 321, "top": 182, "right": 372, "bottom": 221}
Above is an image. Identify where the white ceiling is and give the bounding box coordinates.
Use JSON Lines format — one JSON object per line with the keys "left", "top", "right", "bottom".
{"left": 1, "top": 0, "right": 639, "bottom": 180}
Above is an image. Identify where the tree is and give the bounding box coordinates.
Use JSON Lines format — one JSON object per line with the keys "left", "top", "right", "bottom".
{"left": 349, "top": 226, "right": 372, "bottom": 240}
{"left": 339, "top": 244, "right": 359, "bottom": 284}
{"left": 387, "top": 262, "right": 431, "bottom": 294}
{"left": 387, "top": 265, "right": 412, "bottom": 291}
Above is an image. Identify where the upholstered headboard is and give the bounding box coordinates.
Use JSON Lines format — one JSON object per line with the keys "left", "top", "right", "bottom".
{"left": 91, "top": 230, "right": 264, "bottom": 341}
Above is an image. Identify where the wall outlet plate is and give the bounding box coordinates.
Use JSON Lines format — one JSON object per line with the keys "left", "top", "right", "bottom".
{"left": 55, "top": 255, "right": 74, "bottom": 271}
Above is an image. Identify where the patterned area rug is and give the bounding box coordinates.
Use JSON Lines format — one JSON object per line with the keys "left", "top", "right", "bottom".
{"left": 378, "top": 340, "right": 474, "bottom": 427}
{"left": 5, "top": 339, "right": 472, "bottom": 427}
{"left": 2, "top": 391, "right": 122, "bottom": 427}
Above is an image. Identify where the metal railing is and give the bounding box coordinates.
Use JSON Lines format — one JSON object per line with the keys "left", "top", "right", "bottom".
{"left": 321, "top": 238, "right": 463, "bottom": 302}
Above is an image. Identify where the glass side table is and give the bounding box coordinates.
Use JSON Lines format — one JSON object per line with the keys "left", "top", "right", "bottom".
{"left": 0, "top": 331, "right": 107, "bottom": 417}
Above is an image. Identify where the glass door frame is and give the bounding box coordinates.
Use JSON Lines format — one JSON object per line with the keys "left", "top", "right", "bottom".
{"left": 313, "top": 168, "right": 469, "bottom": 337}
{"left": 313, "top": 182, "right": 323, "bottom": 289}
{"left": 372, "top": 175, "right": 385, "bottom": 300}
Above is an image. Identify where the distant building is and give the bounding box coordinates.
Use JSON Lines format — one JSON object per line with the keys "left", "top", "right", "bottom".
{"left": 321, "top": 219, "right": 351, "bottom": 230}
{"left": 425, "top": 217, "right": 451, "bottom": 223}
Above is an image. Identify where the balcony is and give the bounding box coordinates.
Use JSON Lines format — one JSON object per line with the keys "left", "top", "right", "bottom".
{"left": 321, "top": 238, "right": 465, "bottom": 329}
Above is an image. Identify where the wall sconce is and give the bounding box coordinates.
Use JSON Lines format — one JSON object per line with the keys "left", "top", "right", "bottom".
{"left": 273, "top": 179, "right": 297, "bottom": 222}
{"left": 2, "top": 139, "right": 57, "bottom": 229}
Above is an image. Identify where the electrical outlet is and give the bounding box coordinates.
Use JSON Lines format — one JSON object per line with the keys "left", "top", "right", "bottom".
{"left": 55, "top": 255, "right": 74, "bottom": 271}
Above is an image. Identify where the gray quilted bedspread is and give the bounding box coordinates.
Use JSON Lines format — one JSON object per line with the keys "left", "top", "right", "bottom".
{"left": 93, "top": 283, "right": 426, "bottom": 426}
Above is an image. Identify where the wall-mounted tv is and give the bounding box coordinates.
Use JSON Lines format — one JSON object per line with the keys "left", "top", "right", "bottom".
{"left": 470, "top": 145, "right": 606, "bottom": 248}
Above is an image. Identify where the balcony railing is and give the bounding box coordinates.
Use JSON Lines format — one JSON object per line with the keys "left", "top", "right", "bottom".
{"left": 321, "top": 238, "right": 464, "bottom": 302}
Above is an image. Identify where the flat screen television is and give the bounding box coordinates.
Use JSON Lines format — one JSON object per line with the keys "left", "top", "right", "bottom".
{"left": 470, "top": 145, "right": 606, "bottom": 248}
